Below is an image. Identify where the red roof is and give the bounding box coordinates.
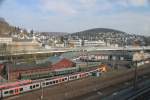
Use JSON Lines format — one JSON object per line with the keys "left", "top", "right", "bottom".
{"left": 0, "top": 64, "right": 4, "bottom": 67}
{"left": 52, "top": 58, "right": 75, "bottom": 70}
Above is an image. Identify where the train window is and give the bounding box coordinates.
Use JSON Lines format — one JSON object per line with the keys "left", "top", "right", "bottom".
{"left": 36, "top": 84, "right": 39, "bottom": 87}
{"left": 56, "top": 80, "right": 58, "bottom": 83}
{"left": 9, "top": 90, "right": 14, "bottom": 94}
{"left": 33, "top": 85, "right": 35, "bottom": 88}
{"left": 4, "top": 91, "right": 8, "bottom": 94}
{"left": 70, "top": 76, "right": 73, "bottom": 79}
{"left": 59, "top": 79, "right": 61, "bottom": 82}
{"left": 30, "top": 86, "right": 32, "bottom": 89}
{"left": 53, "top": 81, "right": 56, "bottom": 84}
{"left": 46, "top": 82, "right": 49, "bottom": 85}
{"left": 20, "top": 88, "right": 23, "bottom": 91}
{"left": 42, "top": 83, "right": 45, "bottom": 86}
{"left": 62, "top": 79, "right": 65, "bottom": 81}
{"left": 65, "top": 78, "right": 67, "bottom": 80}
{"left": 49, "top": 81, "right": 52, "bottom": 84}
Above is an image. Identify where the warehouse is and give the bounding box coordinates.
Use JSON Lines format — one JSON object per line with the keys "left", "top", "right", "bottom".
{"left": 3, "top": 58, "right": 76, "bottom": 81}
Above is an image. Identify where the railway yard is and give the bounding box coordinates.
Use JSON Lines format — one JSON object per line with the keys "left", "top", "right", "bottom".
{"left": 1, "top": 2, "right": 150, "bottom": 99}
{"left": 0, "top": 50, "right": 149, "bottom": 100}
{"left": 4, "top": 63, "right": 150, "bottom": 100}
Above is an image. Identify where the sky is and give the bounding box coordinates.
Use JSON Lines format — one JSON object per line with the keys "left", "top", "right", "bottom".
{"left": 0, "top": 0, "right": 150, "bottom": 35}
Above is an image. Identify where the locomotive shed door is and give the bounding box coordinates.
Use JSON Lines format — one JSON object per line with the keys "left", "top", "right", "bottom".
{"left": 14, "top": 87, "right": 20, "bottom": 95}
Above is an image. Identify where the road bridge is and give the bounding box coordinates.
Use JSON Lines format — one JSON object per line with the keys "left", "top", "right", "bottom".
{"left": 0, "top": 46, "right": 150, "bottom": 56}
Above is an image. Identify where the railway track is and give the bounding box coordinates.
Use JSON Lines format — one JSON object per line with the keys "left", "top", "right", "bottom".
{"left": 5, "top": 64, "right": 150, "bottom": 100}
{"left": 70, "top": 67, "right": 150, "bottom": 100}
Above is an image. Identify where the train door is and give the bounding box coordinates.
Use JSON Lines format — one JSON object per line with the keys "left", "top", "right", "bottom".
{"left": 14, "top": 87, "right": 20, "bottom": 95}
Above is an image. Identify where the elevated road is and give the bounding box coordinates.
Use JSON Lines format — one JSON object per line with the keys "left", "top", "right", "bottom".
{"left": 1, "top": 46, "right": 150, "bottom": 56}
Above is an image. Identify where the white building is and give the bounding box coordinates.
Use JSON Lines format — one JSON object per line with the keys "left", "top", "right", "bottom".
{"left": 0, "top": 35, "right": 12, "bottom": 44}
{"left": 69, "top": 39, "right": 106, "bottom": 47}
{"left": 69, "top": 39, "right": 82, "bottom": 47}
{"left": 84, "top": 40, "right": 105, "bottom": 47}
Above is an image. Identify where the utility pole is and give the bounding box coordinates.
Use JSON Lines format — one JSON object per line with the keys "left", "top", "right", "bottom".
{"left": 133, "top": 61, "right": 138, "bottom": 89}
{"left": 41, "top": 86, "right": 44, "bottom": 100}
{"left": 133, "top": 52, "right": 141, "bottom": 89}
{"left": 7, "top": 63, "right": 9, "bottom": 81}
{"left": 86, "top": 50, "right": 88, "bottom": 68}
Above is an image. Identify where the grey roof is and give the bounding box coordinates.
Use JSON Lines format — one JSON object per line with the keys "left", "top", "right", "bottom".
{"left": 46, "top": 56, "right": 63, "bottom": 64}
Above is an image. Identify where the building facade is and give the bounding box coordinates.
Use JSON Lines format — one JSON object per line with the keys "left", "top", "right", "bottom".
{"left": 0, "top": 35, "right": 12, "bottom": 44}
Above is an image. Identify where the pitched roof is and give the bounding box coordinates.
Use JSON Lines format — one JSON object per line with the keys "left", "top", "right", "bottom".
{"left": 52, "top": 58, "right": 75, "bottom": 70}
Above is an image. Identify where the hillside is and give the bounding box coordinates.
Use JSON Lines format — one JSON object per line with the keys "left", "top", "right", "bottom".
{"left": 68, "top": 28, "right": 147, "bottom": 46}
{"left": 70, "top": 28, "right": 127, "bottom": 40}
{"left": 0, "top": 17, "right": 20, "bottom": 36}
{"left": 0, "top": 17, "right": 10, "bottom": 34}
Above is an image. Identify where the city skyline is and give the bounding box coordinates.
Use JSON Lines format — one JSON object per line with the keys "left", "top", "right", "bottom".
{"left": 0, "top": 0, "right": 150, "bottom": 35}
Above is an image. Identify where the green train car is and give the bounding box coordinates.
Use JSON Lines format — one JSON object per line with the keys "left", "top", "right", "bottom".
{"left": 20, "top": 62, "right": 101, "bottom": 80}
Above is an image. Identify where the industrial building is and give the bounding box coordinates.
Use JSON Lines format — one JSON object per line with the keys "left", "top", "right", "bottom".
{"left": 2, "top": 58, "right": 76, "bottom": 81}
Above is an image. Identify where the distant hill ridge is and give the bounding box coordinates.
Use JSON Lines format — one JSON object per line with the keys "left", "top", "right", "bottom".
{"left": 74, "top": 28, "right": 125, "bottom": 34}
{"left": 69, "top": 28, "right": 128, "bottom": 41}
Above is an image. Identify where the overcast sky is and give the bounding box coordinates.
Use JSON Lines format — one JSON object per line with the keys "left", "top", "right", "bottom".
{"left": 0, "top": 0, "right": 150, "bottom": 35}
